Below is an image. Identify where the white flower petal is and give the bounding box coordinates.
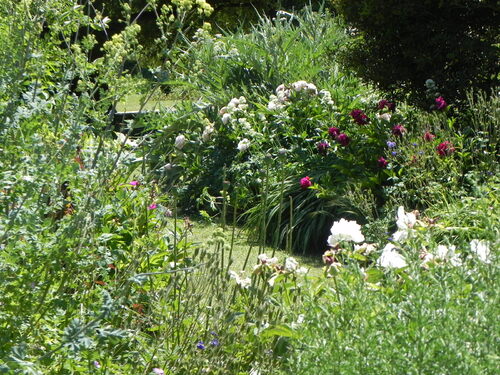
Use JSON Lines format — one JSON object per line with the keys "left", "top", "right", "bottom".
{"left": 377, "top": 244, "right": 407, "bottom": 268}
{"left": 327, "top": 218, "right": 365, "bottom": 245}
{"left": 470, "top": 239, "right": 491, "bottom": 263}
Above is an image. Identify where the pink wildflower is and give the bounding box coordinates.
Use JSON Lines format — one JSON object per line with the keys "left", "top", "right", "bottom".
{"left": 300, "top": 176, "right": 312, "bottom": 189}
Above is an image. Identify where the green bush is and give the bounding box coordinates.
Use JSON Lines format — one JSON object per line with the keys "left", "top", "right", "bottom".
{"left": 172, "top": 6, "right": 353, "bottom": 103}
{"left": 332, "top": 0, "right": 499, "bottom": 107}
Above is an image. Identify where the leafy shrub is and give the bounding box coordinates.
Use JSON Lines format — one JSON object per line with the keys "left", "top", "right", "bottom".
{"left": 0, "top": 2, "right": 296, "bottom": 373}
{"left": 283, "top": 184, "right": 499, "bottom": 374}
{"left": 172, "top": 6, "right": 353, "bottom": 103}
{"left": 332, "top": 0, "right": 500, "bottom": 107}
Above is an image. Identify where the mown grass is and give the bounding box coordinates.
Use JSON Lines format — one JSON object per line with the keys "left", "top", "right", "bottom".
{"left": 181, "top": 219, "right": 325, "bottom": 276}
{"left": 116, "top": 93, "right": 179, "bottom": 112}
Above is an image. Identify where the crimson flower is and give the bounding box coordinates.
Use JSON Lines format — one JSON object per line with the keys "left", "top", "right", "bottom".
{"left": 337, "top": 133, "right": 350, "bottom": 146}
{"left": 328, "top": 127, "right": 340, "bottom": 138}
{"left": 317, "top": 141, "right": 330, "bottom": 155}
{"left": 378, "top": 99, "right": 396, "bottom": 111}
{"left": 350, "top": 109, "right": 369, "bottom": 125}
{"left": 392, "top": 124, "right": 406, "bottom": 137}
{"left": 300, "top": 176, "right": 312, "bottom": 189}
{"left": 435, "top": 96, "right": 447, "bottom": 110}
{"left": 436, "top": 141, "right": 455, "bottom": 156}
{"left": 423, "top": 131, "right": 435, "bottom": 142}
{"left": 377, "top": 157, "right": 388, "bottom": 168}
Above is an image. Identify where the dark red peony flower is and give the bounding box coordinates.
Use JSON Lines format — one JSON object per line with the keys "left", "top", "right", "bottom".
{"left": 317, "top": 141, "right": 330, "bottom": 155}
{"left": 377, "top": 156, "right": 388, "bottom": 168}
{"left": 392, "top": 124, "right": 406, "bottom": 137}
{"left": 328, "top": 127, "right": 341, "bottom": 138}
{"left": 378, "top": 99, "right": 396, "bottom": 111}
{"left": 436, "top": 141, "right": 455, "bottom": 156}
{"left": 337, "top": 133, "right": 350, "bottom": 146}
{"left": 423, "top": 131, "right": 436, "bottom": 142}
{"left": 350, "top": 109, "right": 369, "bottom": 125}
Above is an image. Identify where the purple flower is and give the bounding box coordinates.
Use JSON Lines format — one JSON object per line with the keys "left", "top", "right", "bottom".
{"left": 436, "top": 141, "right": 455, "bottom": 156}
{"left": 377, "top": 157, "right": 388, "bottom": 168}
{"left": 435, "top": 96, "right": 447, "bottom": 110}
{"left": 93, "top": 361, "right": 101, "bottom": 369}
{"left": 337, "top": 133, "right": 350, "bottom": 146}
{"left": 196, "top": 341, "right": 206, "bottom": 350}
{"left": 129, "top": 180, "right": 140, "bottom": 187}
{"left": 300, "top": 176, "right": 312, "bottom": 189}
{"left": 148, "top": 203, "right": 158, "bottom": 210}
{"left": 392, "top": 124, "right": 406, "bottom": 137}
{"left": 316, "top": 141, "right": 330, "bottom": 155}
{"left": 153, "top": 368, "right": 165, "bottom": 375}
{"left": 350, "top": 109, "right": 369, "bottom": 125}
{"left": 328, "top": 127, "right": 341, "bottom": 138}
{"left": 391, "top": 151, "right": 397, "bottom": 156}
{"left": 210, "top": 339, "right": 220, "bottom": 347}
{"left": 386, "top": 141, "right": 396, "bottom": 148}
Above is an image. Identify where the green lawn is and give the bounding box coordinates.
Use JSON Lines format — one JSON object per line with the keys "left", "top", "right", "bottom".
{"left": 183, "top": 220, "right": 325, "bottom": 276}
{"left": 116, "top": 93, "right": 180, "bottom": 112}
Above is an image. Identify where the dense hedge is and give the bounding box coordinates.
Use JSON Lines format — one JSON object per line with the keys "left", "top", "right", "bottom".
{"left": 332, "top": 0, "right": 499, "bottom": 107}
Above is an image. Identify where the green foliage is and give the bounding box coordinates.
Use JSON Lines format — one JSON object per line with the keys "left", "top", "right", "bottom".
{"left": 0, "top": 1, "right": 294, "bottom": 373}
{"left": 286, "top": 260, "right": 498, "bottom": 374}
{"left": 282, "top": 181, "right": 499, "bottom": 373}
{"left": 172, "top": 6, "right": 352, "bottom": 103}
{"left": 332, "top": 0, "right": 500, "bottom": 106}
{"left": 0, "top": 1, "right": 498, "bottom": 373}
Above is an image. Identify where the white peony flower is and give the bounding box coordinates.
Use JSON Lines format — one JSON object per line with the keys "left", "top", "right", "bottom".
{"left": 296, "top": 266, "right": 308, "bottom": 275}
{"left": 377, "top": 243, "right": 407, "bottom": 269}
{"left": 257, "top": 253, "right": 278, "bottom": 266}
{"left": 202, "top": 125, "right": 214, "bottom": 142}
{"left": 393, "top": 206, "right": 417, "bottom": 242}
{"left": 376, "top": 112, "right": 392, "bottom": 122}
{"left": 305, "top": 83, "right": 318, "bottom": 95}
{"left": 396, "top": 206, "right": 417, "bottom": 230}
{"left": 174, "top": 134, "right": 186, "bottom": 149}
{"left": 275, "top": 84, "right": 287, "bottom": 94}
{"left": 435, "top": 244, "right": 462, "bottom": 266}
{"left": 292, "top": 80, "right": 308, "bottom": 92}
{"left": 470, "top": 239, "right": 491, "bottom": 263}
{"left": 237, "top": 138, "right": 251, "bottom": 152}
{"left": 227, "top": 97, "right": 240, "bottom": 109}
{"left": 229, "top": 270, "right": 251, "bottom": 289}
{"left": 221, "top": 113, "right": 231, "bottom": 124}
{"left": 421, "top": 251, "right": 435, "bottom": 266}
{"left": 284, "top": 257, "right": 299, "bottom": 272}
{"left": 327, "top": 218, "right": 365, "bottom": 246}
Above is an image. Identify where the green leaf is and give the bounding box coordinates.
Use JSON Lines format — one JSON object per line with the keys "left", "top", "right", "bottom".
{"left": 260, "top": 324, "right": 299, "bottom": 339}
{"left": 365, "top": 268, "right": 383, "bottom": 283}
